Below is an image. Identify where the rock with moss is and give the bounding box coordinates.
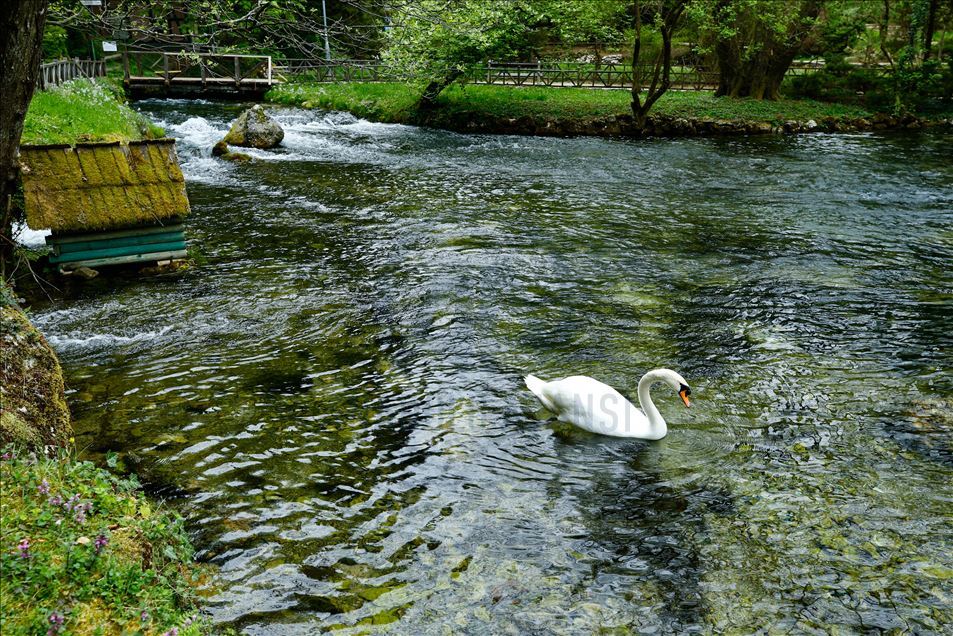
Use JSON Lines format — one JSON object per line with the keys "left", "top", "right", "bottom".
{"left": 222, "top": 151, "right": 253, "bottom": 163}
{"left": 222, "top": 105, "right": 284, "bottom": 149}
{"left": 0, "top": 306, "right": 71, "bottom": 449}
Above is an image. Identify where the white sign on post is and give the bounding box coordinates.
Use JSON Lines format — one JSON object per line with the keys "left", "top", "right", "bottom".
{"left": 102, "top": 41, "right": 118, "bottom": 52}
{"left": 80, "top": 0, "right": 103, "bottom": 6}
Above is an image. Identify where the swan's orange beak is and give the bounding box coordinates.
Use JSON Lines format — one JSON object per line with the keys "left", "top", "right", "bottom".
{"left": 679, "top": 389, "right": 691, "bottom": 408}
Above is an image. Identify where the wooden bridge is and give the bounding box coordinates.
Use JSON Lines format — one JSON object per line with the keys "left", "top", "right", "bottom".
{"left": 123, "top": 50, "right": 278, "bottom": 98}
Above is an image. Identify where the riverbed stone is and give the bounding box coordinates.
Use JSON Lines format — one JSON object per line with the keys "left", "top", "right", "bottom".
{"left": 222, "top": 151, "right": 253, "bottom": 163}
{"left": 71, "top": 266, "right": 99, "bottom": 280}
{"left": 212, "top": 140, "right": 229, "bottom": 156}
{"left": 223, "top": 105, "right": 284, "bottom": 149}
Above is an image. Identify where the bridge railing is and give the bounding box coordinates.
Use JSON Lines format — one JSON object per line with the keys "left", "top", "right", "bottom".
{"left": 274, "top": 59, "right": 396, "bottom": 82}
{"left": 122, "top": 50, "right": 274, "bottom": 87}
{"left": 39, "top": 58, "right": 106, "bottom": 89}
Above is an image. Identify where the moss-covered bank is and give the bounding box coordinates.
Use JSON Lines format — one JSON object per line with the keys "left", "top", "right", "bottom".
{"left": 266, "top": 82, "right": 953, "bottom": 138}
{"left": 0, "top": 302, "right": 71, "bottom": 448}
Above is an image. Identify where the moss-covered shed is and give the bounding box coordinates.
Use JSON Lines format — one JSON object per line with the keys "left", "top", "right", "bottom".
{"left": 18, "top": 140, "right": 190, "bottom": 233}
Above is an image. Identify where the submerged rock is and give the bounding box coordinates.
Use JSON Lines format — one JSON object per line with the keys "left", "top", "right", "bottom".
{"left": 221, "top": 151, "right": 253, "bottom": 163}
{"left": 71, "top": 266, "right": 99, "bottom": 280}
{"left": 222, "top": 105, "right": 284, "bottom": 149}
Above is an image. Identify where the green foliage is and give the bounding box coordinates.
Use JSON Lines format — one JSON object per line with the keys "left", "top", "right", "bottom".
{"left": 815, "top": 0, "right": 869, "bottom": 70}
{"left": 885, "top": 0, "right": 948, "bottom": 114}
{"left": 539, "top": 0, "right": 630, "bottom": 48}
{"left": 687, "top": 0, "right": 824, "bottom": 98}
{"left": 381, "top": 0, "right": 543, "bottom": 98}
{"left": 21, "top": 79, "right": 164, "bottom": 145}
{"left": 0, "top": 446, "right": 210, "bottom": 635}
{"left": 42, "top": 25, "right": 70, "bottom": 61}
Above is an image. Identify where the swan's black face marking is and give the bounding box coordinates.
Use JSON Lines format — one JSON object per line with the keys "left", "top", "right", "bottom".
{"left": 678, "top": 383, "right": 691, "bottom": 407}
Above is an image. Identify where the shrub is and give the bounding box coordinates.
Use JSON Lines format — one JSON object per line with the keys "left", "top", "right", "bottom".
{"left": 42, "top": 26, "right": 69, "bottom": 61}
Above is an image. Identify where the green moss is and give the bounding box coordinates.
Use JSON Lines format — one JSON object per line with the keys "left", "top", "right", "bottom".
{"left": 0, "top": 411, "right": 42, "bottom": 448}
{"left": 0, "top": 306, "right": 71, "bottom": 450}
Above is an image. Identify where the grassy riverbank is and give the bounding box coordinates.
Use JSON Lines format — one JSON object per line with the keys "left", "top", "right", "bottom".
{"left": 1, "top": 299, "right": 210, "bottom": 634}
{"left": 21, "top": 79, "right": 164, "bottom": 145}
{"left": 267, "top": 81, "right": 874, "bottom": 126}
{"left": 1, "top": 448, "right": 210, "bottom": 635}
{"left": 267, "top": 81, "right": 953, "bottom": 138}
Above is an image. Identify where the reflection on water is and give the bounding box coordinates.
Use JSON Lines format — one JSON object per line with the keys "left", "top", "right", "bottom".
{"left": 30, "top": 100, "right": 953, "bottom": 633}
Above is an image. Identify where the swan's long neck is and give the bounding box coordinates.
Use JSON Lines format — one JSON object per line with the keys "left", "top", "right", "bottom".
{"left": 637, "top": 371, "right": 667, "bottom": 439}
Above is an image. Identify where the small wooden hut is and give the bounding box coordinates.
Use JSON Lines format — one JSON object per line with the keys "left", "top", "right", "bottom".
{"left": 19, "top": 140, "right": 190, "bottom": 271}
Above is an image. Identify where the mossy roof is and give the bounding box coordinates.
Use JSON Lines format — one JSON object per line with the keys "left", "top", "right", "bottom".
{"left": 19, "top": 140, "right": 190, "bottom": 233}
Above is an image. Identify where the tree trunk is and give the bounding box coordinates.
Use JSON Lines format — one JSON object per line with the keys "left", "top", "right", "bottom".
{"left": 714, "top": 0, "right": 821, "bottom": 100}
{"left": 418, "top": 68, "right": 463, "bottom": 110}
{"left": 879, "top": 0, "right": 894, "bottom": 68}
{"left": 630, "top": 1, "right": 685, "bottom": 129}
{"left": 923, "top": 0, "right": 938, "bottom": 60}
{"left": 1, "top": 0, "right": 49, "bottom": 278}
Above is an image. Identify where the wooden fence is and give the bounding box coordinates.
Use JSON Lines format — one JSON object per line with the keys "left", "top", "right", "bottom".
{"left": 39, "top": 58, "right": 106, "bottom": 89}
{"left": 275, "top": 59, "right": 829, "bottom": 91}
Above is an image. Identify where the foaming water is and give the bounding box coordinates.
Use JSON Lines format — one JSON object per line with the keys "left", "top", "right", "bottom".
{"left": 30, "top": 101, "right": 953, "bottom": 633}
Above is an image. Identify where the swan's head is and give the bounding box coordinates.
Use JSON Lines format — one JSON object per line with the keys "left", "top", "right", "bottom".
{"left": 653, "top": 368, "right": 692, "bottom": 408}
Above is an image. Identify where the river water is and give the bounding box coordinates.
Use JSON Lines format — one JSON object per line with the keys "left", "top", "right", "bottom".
{"left": 31, "top": 100, "right": 952, "bottom": 633}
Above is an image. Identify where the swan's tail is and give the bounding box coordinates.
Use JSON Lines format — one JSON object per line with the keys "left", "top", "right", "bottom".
{"left": 524, "top": 374, "right": 556, "bottom": 411}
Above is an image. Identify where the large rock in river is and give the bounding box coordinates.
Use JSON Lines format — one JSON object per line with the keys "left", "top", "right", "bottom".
{"left": 223, "top": 105, "right": 284, "bottom": 149}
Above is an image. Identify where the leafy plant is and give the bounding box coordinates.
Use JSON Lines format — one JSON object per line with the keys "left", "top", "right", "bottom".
{"left": 0, "top": 446, "right": 210, "bottom": 635}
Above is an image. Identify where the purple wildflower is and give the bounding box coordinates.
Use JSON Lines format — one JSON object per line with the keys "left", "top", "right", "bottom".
{"left": 74, "top": 509, "right": 86, "bottom": 524}
{"left": 17, "top": 538, "right": 30, "bottom": 558}
{"left": 140, "top": 610, "right": 149, "bottom": 622}
{"left": 38, "top": 479, "right": 50, "bottom": 495}
{"left": 162, "top": 628, "right": 178, "bottom": 636}
{"left": 47, "top": 612, "right": 65, "bottom": 635}
{"left": 94, "top": 534, "right": 108, "bottom": 553}
{"left": 65, "top": 494, "right": 81, "bottom": 511}
{"left": 48, "top": 494, "right": 63, "bottom": 507}
{"left": 1, "top": 452, "right": 12, "bottom": 460}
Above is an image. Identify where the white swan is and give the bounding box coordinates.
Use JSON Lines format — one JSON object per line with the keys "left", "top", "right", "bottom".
{"left": 524, "top": 369, "right": 691, "bottom": 440}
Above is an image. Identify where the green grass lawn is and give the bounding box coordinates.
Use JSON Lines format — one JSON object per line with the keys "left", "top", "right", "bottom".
{"left": 266, "top": 81, "right": 875, "bottom": 124}
{"left": 22, "top": 79, "right": 164, "bottom": 145}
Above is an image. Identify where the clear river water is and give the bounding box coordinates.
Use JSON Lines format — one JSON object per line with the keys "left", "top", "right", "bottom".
{"left": 31, "top": 100, "right": 952, "bottom": 634}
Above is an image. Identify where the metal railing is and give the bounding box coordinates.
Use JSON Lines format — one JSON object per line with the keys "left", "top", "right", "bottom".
{"left": 39, "top": 58, "right": 106, "bottom": 89}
